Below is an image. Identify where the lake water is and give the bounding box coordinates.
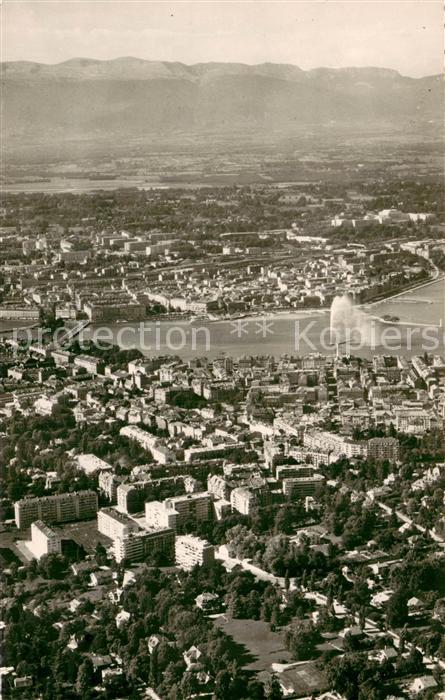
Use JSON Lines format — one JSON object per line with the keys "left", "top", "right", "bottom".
{"left": 1, "top": 178, "right": 232, "bottom": 194}
{"left": 82, "top": 277, "right": 445, "bottom": 360}
{"left": 3, "top": 277, "right": 443, "bottom": 359}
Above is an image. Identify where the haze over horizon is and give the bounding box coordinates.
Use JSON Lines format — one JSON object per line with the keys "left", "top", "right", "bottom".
{"left": 2, "top": 0, "right": 443, "bottom": 79}
{"left": 2, "top": 55, "right": 442, "bottom": 81}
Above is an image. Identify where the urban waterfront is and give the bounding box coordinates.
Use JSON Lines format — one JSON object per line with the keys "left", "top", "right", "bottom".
{"left": 82, "top": 277, "right": 445, "bottom": 359}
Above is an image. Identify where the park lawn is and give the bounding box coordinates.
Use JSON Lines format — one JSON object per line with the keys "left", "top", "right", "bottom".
{"left": 53, "top": 519, "right": 112, "bottom": 553}
{"left": 214, "top": 614, "right": 292, "bottom": 671}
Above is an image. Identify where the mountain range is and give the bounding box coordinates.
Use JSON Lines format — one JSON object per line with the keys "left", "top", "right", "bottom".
{"left": 2, "top": 57, "right": 443, "bottom": 142}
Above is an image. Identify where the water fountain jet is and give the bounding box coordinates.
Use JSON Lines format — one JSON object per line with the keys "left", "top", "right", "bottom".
{"left": 329, "top": 294, "right": 374, "bottom": 348}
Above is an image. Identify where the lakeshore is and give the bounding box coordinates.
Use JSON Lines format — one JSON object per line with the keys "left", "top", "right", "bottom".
{"left": 3, "top": 276, "right": 443, "bottom": 358}
{"left": 77, "top": 276, "right": 445, "bottom": 360}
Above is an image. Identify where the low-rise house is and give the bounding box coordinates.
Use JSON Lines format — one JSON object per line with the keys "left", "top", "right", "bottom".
{"left": 368, "top": 646, "right": 398, "bottom": 664}
{"left": 195, "top": 592, "right": 220, "bottom": 613}
{"left": 90, "top": 569, "right": 113, "bottom": 587}
{"left": 409, "top": 676, "right": 438, "bottom": 696}
{"left": 115, "top": 609, "right": 131, "bottom": 629}
{"left": 183, "top": 645, "right": 202, "bottom": 669}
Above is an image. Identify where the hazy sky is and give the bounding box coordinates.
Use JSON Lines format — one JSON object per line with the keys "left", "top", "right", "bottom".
{"left": 2, "top": 1, "right": 443, "bottom": 77}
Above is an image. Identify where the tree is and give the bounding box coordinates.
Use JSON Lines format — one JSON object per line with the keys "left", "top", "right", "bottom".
{"left": 247, "top": 678, "right": 267, "bottom": 699}
{"left": 326, "top": 653, "right": 367, "bottom": 700}
{"left": 76, "top": 658, "right": 95, "bottom": 696}
{"left": 214, "top": 670, "right": 232, "bottom": 699}
{"left": 95, "top": 542, "right": 108, "bottom": 565}
{"left": 38, "top": 554, "right": 67, "bottom": 579}
{"left": 264, "top": 674, "right": 283, "bottom": 699}
{"left": 284, "top": 571, "right": 290, "bottom": 591}
{"left": 284, "top": 622, "right": 320, "bottom": 661}
{"left": 386, "top": 589, "right": 408, "bottom": 628}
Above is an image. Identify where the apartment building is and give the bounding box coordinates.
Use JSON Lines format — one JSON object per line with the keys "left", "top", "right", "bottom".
{"left": 184, "top": 444, "right": 237, "bottom": 463}
{"left": 287, "top": 448, "right": 332, "bottom": 469}
{"left": 98, "top": 470, "right": 124, "bottom": 502}
{"left": 76, "top": 454, "right": 113, "bottom": 475}
{"left": 303, "top": 429, "right": 366, "bottom": 458}
{"left": 207, "top": 474, "right": 231, "bottom": 500}
{"left": 73, "top": 355, "right": 105, "bottom": 376}
{"left": 0, "top": 303, "right": 40, "bottom": 320}
{"left": 276, "top": 464, "right": 315, "bottom": 480}
{"left": 51, "top": 350, "right": 73, "bottom": 366}
{"left": 119, "top": 425, "right": 174, "bottom": 464}
{"left": 83, "top": 298, "right": 146, "bottom": 322}
{"left": 230, "top": 487, "right": 258, "bottom": 515}
{"left": 394, "top": 408, "right": 439, "bottom": 435}
{"left": 145, "top": 500, "right": 178, "bottom": 529}
{"left": 116, "top": 481, "right": 157, "bottom": 514}
{"left": 145, "top": 492, "right": 212, "bottom": 530}
{"left": 34, "top": 395, "right": 59, "bottom": 416}
{"left": 367, "top": 437, "right": 400, "bottom": 462}
{"left": 97, "top": 507, "right": 139, "bottom": 540}
{"left": 29, "top": 520, "right": 62, "bottom": 559}
{"left": 15, "top": 491, "right": 98, "bottom": 530}
{"left": 282, "top": 474, "right": 325, "bottom": 498}
{"left": 112, "top": 527, "right": 175, "bottom": 564}
{"left": 175, "top": 535, "right": 214, "bottom": 570}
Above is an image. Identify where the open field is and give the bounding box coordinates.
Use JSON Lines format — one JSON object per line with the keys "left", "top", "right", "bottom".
{"left": 52, "top": 519, "right": 112, "bottom": 553}
{"left": 214, "top": 614, "right": 292, "bottom": 671}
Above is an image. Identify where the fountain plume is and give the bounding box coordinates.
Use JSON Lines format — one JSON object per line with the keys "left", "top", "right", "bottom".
{"left": 330, "top": 294, "right": 374, "bottom": 347}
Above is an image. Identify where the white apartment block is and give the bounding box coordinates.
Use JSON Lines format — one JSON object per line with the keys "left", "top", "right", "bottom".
{"left": 119, "top": 425, "right": 174, "bottom": 464}
{"left": 34, "top": 395, "right": 59, "bottom": 416}
{"left": 145, "top": 492, "right": 212, "bottom": 530}
{"left": 282, "top": 474, "right": 325, "bottom": 498}
{"left": 73, "top": 355, "right": 104, "bottom": 375}
{"left": 230, "top": 487, "right": 257, "bottom": 515}
{"left": 175, "top": 535, "right": 214, "bottom": 570}
{"left": 29, "top": 520, "right": 62, "bottom": 559}
{"left": 76, "top": 454, "right": 113, "bottom": 475}
{"left": 367, "top": 437, "right": 399, "bottom": 462}
{"left": 97, "top": 507, "right": 139, "bottom": 540}
{"left": 14, "top": 490, "right": 98, "bottom": 530}
{"left": 98, "top": 470, "right": 122, "bottom": 502}
{"left": 207, "top": 474, "right": 230, "bottom": 500}
{"left": 184, "top": 444, "right": 237, "bottom": 463}
{"left": 394, "top": 408, "right": 438, "bottom": 435}
{"left": 112, "top": 527, "right": 175, "bottom": 564}
{"left": 303, "top": 429, "right": 366, "bottom": 458}
{"left": 145, "top": 500, "right": 178, "bottom": 529}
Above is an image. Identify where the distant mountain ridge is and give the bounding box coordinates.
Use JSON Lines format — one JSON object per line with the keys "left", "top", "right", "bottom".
{"left": 2, "top": 57, "right": 443, "bottom": 142}
{"left": 2, "top": 56, "right": 433, "bottom": 81}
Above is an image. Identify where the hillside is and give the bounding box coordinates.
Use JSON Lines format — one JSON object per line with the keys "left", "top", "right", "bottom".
{"left": 2, "top": 58, "right": 442, "bottom": 142}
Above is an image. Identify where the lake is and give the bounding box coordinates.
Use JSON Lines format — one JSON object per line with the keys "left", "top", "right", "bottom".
{"left": 82, "top": 277, "right": 445, "bottom": 359}
{"left": 3, "top": 277, "right": 443, "bottom": 359}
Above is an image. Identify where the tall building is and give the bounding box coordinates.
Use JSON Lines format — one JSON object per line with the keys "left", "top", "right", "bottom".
{"left": 303, "top": 429, "right": 366, "bottom": 458}
{"left": 112, "top": 528, "right": 175, "bottom": 564}
{"left": 97, "top": 507, "right": 139, "bottom": 540}
{"left": 73, "top": 355, "right": 105, "bottom": 375}
{"left": 119, "top": 425, "right": 174, "bottom": 464}
{"left": 175, "top": 535, "right": 214, "bottom": 570}
{"left": 230, "top": 483, "right": 271, "bottom": 515}
{"left": 367, "top": 437, "right": 399, "bottom": 462}
{"left": 117, "top": 481, "right": 155, "bottom": 514}
{"left": 282, "top": 474, "right": 325, "bottom": 498}
{"left": 14, "top": 491, "right": 98, "bottom": 530}
{"left": 207, "top": 474, "right": 231, "bottom": 500}
{"left": 230, "top": 487, "right": 258, "bottom": 515}
{"left": 29, "top": 520, "right": 62, "bottom": 559}
{"left": 276, "top": 465, "right": 315, "bottom": 480}
{"left": 145, "top": 492, "right": 212, "bottom": 530}
{"left": 98, "top": 471, "right": 124, "bottom": 503}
